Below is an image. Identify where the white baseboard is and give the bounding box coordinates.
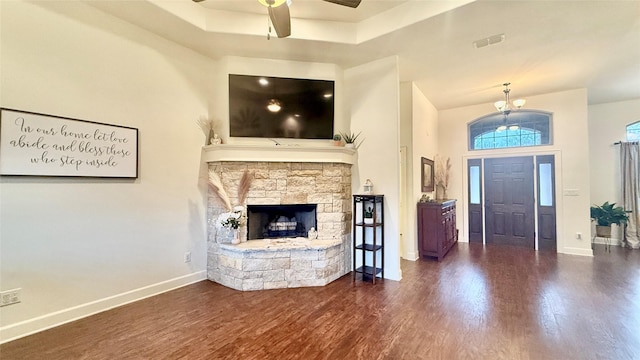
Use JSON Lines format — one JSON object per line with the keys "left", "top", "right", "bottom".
{"left": 0, "top": 271, "right": 207, "bottom": 344}
{"left": 385, "top": 267, "right": 402, "bottom": 281}
{"left": 561, "top": 247, "right": 594, "bottom": 257}
{"left": 402, "top": 251, "right": 419, "bottom": 261}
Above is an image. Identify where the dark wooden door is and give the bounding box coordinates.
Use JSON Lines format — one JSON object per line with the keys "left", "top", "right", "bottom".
{"left": 484, "top": 156, "right": 535, "bottom": 248}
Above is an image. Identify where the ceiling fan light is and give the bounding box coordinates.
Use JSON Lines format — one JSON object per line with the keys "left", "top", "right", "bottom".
{"left": 512, "top": 98, "right": 526, "bottom": 108}
{"left": 496, "top": 125, "right": 507, "bottom": 132}
{"left": 258, "top": 0, "right": 287, "bottom": 7}
{"left": 494, "top": 100, "right": 506, "bottom": 111}
{"left": 508, "top": 125, "right": 520, "bottom": 131}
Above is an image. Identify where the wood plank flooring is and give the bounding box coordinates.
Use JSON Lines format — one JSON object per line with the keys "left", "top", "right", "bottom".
{"left": 2, "top": 243, "right": 639, "bottom": 360}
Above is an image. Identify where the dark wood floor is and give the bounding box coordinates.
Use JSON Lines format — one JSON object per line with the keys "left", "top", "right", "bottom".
{"left": 2, "top": 243, "right": 639, "bottom": 360}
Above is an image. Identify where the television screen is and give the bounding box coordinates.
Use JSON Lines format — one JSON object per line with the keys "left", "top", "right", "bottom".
{"left": 229, "top": 74, "right": 334, "bottom": 139}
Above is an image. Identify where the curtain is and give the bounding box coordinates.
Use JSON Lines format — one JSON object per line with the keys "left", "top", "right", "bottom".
{"left": 620, "top": 142, "right": 640, "bottom": 249}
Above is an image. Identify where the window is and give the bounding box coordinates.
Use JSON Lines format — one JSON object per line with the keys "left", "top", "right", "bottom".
{"left": 469, "top": 110, "right": 552, "bottom": 150}
{"left": 627, "top": 121, "right": 640, "bottom": 141}
{"left": 538, "top": 163, "right": 553, "bottom": 207}
{"left": 469, "top": 165, "right": 481, "bottom": 204}
{"left": 474, "top": 128, "right": 542, "bottom": 149}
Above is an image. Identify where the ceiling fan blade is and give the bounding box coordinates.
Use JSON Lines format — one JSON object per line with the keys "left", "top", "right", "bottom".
{"left": 268, "top": 4, "right": 291, "bottom": 38}
{"left": 322, "top": 0, "right": 362, "bottom": 8}
{"left": 191, "top": 0, "right": 206, "bottom": 2}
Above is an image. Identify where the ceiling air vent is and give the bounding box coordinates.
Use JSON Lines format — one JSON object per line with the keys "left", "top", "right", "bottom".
{"left": 473, "top": 34, "right": 505, "bottom": 49}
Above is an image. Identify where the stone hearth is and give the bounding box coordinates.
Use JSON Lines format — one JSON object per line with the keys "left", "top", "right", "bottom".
{"left": 207, "top": 160, "right": 352, "bottom": 291}
{"left": 212, "top": 239, "right": 344, "bottom": 290}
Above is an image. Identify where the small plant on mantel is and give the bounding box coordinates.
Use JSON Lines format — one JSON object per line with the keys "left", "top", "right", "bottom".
{"left": 340, "top": 131, "right": 363, "bottom": 149}
{"left": 332, "top": 134, "right": 343, "bottom": 146}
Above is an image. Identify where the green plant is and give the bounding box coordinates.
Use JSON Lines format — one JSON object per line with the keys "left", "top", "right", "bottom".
{"left": 590, "top": 202, "right": 629, "bottom": 226}
{"left": 364, "top": 206, "right": 373, "bottom": 218}
{"left": 340, "top": 131, "right": 362, "bottom": 144}
{"left": 333, "top": 134, "right": 342, "bottom": 141}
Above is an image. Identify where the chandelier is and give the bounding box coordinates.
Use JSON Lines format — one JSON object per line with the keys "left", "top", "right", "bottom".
{"left": 494, "top": 82, "right": 525, "bottom": 131}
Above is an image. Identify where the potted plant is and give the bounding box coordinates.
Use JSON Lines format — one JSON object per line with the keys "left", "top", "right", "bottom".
{"left": 332, "top": 134, "right": 342, "bottom": 146}
{"left": 590, "top": 201, "right": 629, "bottom": 237}
{"left": 364, "top": 206, "right": 374, "bottom": 224}
{"left": 340, "top": 131, "right": 362, "bottom": 149}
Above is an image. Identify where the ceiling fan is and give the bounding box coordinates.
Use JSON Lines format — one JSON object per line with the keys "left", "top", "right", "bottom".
{"left": 192, "top": 0, "right": 362, "bottom": 39}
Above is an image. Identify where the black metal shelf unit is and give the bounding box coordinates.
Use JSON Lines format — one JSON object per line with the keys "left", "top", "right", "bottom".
{"left": 353, "top": 194, "right": 384, "bottom": 283}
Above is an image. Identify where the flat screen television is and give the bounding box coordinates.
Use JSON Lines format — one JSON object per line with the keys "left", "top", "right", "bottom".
{"left": 229, "top": 74, "right": 334, "bottom": 139}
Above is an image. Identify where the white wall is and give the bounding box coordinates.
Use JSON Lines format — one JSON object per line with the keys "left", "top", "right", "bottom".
{"left": 399, "top": 83, "right": 438, "bottom": 260}
{"left": 588, "top": 98, "right": 640, "bottom": 242}
{"left": 346, "top": 56, "right": 402, "bottom": 280}
{"left": 0, "top": 1, "right": 212, "bottom": 341}
{"left": 438, "top": 89, "right": 592, "bottom": 256}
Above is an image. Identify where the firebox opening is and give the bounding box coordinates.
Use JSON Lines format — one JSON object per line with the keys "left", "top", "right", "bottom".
{"left": 247, "top": 204, "right": 317, "bottom": 240}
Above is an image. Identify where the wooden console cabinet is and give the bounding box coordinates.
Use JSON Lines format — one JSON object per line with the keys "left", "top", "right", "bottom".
{"left": 417, "top": 200, "right": 457, "bottom": 261}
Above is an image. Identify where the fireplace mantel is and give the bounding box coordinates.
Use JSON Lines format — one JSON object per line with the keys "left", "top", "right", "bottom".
{"left": 203, "top": 144, "right": 357, "bottom": 164}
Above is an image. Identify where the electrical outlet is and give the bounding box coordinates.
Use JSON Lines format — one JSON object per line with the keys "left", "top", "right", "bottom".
{"left": 184, "top": 251, "right": 191, "bottom": 263}
{"left": 575, "top": 232, "right": 582, "bottom": 239}
{"left": 0, "top": 288, "right": 21, "bottom": 307}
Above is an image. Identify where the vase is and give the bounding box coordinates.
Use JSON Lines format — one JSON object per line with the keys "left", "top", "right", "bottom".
{"left": 231, "top": 229, "right": 241, "bottom": 244}
{"left": 239, "top": 226, "right": 247, "bottom": 243}
{"left": 595, "top": 225, "right": 611, "bottom": 238}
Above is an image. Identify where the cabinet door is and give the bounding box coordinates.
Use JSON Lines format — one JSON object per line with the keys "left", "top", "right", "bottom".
{"left": 418, "top": 206, "right": 427, "bottom": 254}
{"left": 418, "top": 206, "right": 435, "bottom": 254}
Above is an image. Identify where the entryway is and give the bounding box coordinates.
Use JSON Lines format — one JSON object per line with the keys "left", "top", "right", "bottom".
{"left": 468, "top": 155, "right": 557, "bottom": 250}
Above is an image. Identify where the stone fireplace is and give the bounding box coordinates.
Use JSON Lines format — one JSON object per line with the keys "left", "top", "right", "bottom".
{"left": 205, "top": 145, "right": 355, "bottom": 291}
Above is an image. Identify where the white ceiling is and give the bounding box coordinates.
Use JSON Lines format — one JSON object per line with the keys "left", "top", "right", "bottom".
{"left": 88, "top": 0, "right": 640, "bottom": 110}
{"left": 198, "top": 0, "right": 410, "bottom": 23}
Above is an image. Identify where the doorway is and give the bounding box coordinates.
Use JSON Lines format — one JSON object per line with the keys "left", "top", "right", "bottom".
{"left": 468, "top": 155, "right": 557, "bottom": 250}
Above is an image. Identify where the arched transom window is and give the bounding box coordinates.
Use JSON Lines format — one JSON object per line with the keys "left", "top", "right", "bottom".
{"left": 627, "top": 121, "right": 640, "bottom": 141}
{"left": 468, "top": 110, "right": 552, "bottom": 150}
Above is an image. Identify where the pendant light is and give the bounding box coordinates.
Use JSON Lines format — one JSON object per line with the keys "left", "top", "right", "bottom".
{"left": 494, "top": 83, "right": 526, "bottom": 115}
{"left": 494, "top": 82, "right": 525, "bottom": 131}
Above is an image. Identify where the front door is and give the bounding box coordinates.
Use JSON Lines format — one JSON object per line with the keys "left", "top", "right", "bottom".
{"left": 484, "top": 156, "right": 535, "bottom": 248}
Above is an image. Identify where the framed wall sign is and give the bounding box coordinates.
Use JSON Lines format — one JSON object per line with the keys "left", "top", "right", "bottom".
{"left": 421, "top": 157, "right": 434, "bottom": 192}
{"left": 0, "top": 108, "right": 138, "bottom": 178}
